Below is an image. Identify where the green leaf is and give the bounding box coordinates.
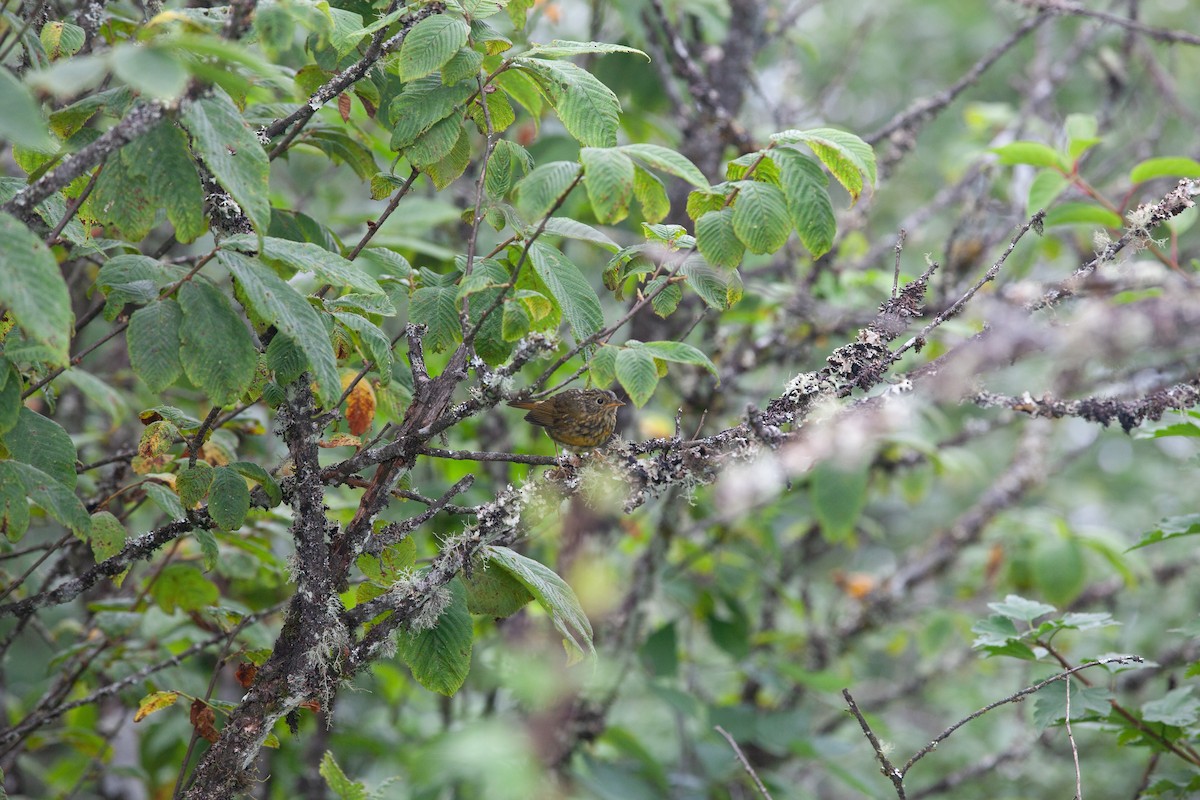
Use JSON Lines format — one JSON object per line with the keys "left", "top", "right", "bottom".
{"left": 615, "top": 347, "right": 658, "bottom": 408}
{"left": 647, "top": 276, "right": 681, "bottom": 318}
{"left": 0, "top": 212, "right": 73, "bottom": 366}
{"left": 1128, "top": 513, "right": 1200, "bottom": 551}
{"left": 95, "top": 255, "right": 177, "bottom": 320}
{"left": 494, "top": 67, "right": 544, "bottom": 118}
{"left": 3, "top": 407, "right": 77, "bottom": 488}
{"left": 627, "top": 340, "right": 718, "bottom": 380}
{"left": 0, "top": 69, "right": 53, "bottom": 150}
{"left": 523, "top": 40, "right": 649, "bottom": 59}
{"left": 1032, "top": 536, "right": 1086, "bottom": 607}
{"left": 86, "top": 511, "right": 127, "bottom": 564}
{"left": 771, "top": 128, "right": 877, "bottom": 199}
{"left": 1129, "top": 157, "right": 1200, "bottom": 184}
{"left": 695, "top": 209, "right": 745, "bottom": 269}
{"left": 990, "top": 141, "right": 1068, "bottom": 171}
{"left": 988, "top": 594, "right": 1056, "bottom": 623}
{"left": 528, "top": 242, "right": 604, "bottom": 344}
{"left": 588, "top": 347, "right": 617, "bottom": 389}
{"left": 580, "top": 147, "right": 635, "bottom": 225}
{"left": 150, "top": 563, "right": 219, "bottom": 613}
{"left": 513, "top": 161, "right": 581, "bottom": 220}
{"left": 177, "top": 280, "right": 258, "bottom": 407}
{"left": 516, "top": 58, "right": 620, "bottom": 147}
{"left": 774, "top": 149, "right": 835, "bottom": 259}
{"left": 1033, "top": 683, "right": 1113, "bottom": 730}
{"left": 618, "top": 143, "right": 709, "bottom": 188}
{"left": 409, "top": 284, "right": 460, "bottom": 353}
{"left": 145, "top": 481, "right": 187, "bottom": 521}
{"left": 425, "top": 122, "right": 472, "bottom": 188}
{"left": 0, "top": 463, "right": 31, "bottom": 541}
{"left": 680, "top": 255, "right": 735, "bottom": 309}
{"left": 731, "top": 181, "right": 791, "bottom": 254}
{"left": 0, "top": 361, "right": 20, "bottom": 436}
{"left": 1026, "top": 170, "right": 1070, "bottom": 216}
{"left": 6, "top": 461, "right": 88, "bottom": 535}
{"left": 443, "top": 46, "right": 485, "bottom": 85}
{"left": 1142, "top": 687, "right": 1200, "bottom": 727}
{"left": 388, "top": 76, "right": 474, "bottom": 151}
{"left": 127, "top": 300, "right": 184, "bottom": 393}
{"left": 405, "top": 115, "right": 463, "bottom": 168}
{"left": 484, "top": 545, "right": 594, "bottom": 658}
{"left": 178, "top": 462, "right": 214, "bottom": 508}
{"left": 541, "top": 217, "right": 620, "bottom": 251}
{"left": 633, "top": 165, "right": 669, "bottom": 224}
{"left": 319, "top": 751, "right": 369, "bottom": 800}
{"left": 1043, "top": 202, "right": 1122, "bottom": 229}
{"left": 396, "top": 578, "right": 473, "bottom": 696}
{"left": 333, "top": 312, "right": 393, "bottom": 383}
{"left": 218, "top": 251, "right": 339, "bottom": 406}
{"left": 1064, "top": 113, "right": 1099, "bottom": 161}
{"left": 231, "top": 460, "right": 282, "bottom": 507}
{"left": 208, "top": 465, "right": 251, "bottom": 531}
{"left": 266, "top": 333, "right": 307, "bottom": 386}
{"left": 810, "top": 463, "right": 868, "bottom": 543}
{"left": 40, "top": 21, "right": 85, "bottom": 60}
{"left": 224, "top": 235, "right": 384, "bottom": 295}
{"left": 464, "top": 562, "right": 534, "bottom": 617}
{"left": 396, "top": 14, "right": 470, "bottom": 82}
{"left": 111, "top": 43, "right": 189, "bottom": 100}
{"left": 181, "top": 88, "right": 271, "bottom": 233}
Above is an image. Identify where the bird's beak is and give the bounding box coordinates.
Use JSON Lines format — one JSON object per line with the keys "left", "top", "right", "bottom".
{"left": 606, "top": 400, "right": 626, "bottom": 408}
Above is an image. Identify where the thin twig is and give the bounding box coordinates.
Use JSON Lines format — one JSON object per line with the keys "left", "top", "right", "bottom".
{"left": 714, "top": 725, "right": 775, "bottom": 800}
{"left": 418, "top": 447, "right": 560, "bottom": 466}
{"left": 843, "top": 689, "right": 906, "bottom": 799}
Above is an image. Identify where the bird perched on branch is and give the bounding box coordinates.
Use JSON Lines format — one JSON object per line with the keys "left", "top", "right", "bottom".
{"left": 508, "top": 389, "right": 625, "bottom": 451}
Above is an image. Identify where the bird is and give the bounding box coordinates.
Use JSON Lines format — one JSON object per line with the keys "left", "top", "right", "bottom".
{"left": 508, "top": 388, "right": 625, "bottom": 451}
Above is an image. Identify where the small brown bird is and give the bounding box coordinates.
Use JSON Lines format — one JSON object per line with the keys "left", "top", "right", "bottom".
{"left": 508, "top": 389, "right": 625, "bottom": 450}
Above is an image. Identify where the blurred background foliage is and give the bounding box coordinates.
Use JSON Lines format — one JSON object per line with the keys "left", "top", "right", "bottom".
{"left": 2, "top": 0, "right": 1200, "bottom": 798}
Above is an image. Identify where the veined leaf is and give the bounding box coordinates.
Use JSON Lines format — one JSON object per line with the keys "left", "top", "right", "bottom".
{"left": 580, "top": 147, "right": 635, "bottom": 225}
{"left": 181, "top": 88, "right": 271, "bottom": 233}
{"left": 527, "top": 242, "right": 604, "bottom": 344}
{"left": 0, "top": 212, "right": 73, "bottom": 366}
{"left": 396, "top": 14, "right": 470, "bottom": 82}
{"left": 484, "top": 546, "right": 594, "bottom": 659}
{"left": 1129, "top": 157, "right": 1200, "bottom": 184}
{"left": 522, "top": 40, "right": 648, "bottom": 59}
{"left": 177, "top": 280, "right": 258, "bottom": 406}
{"left": 773, "top": 148, "right": 835, "bottom": 258}
{"left": 218, "top": 251, "right": 339, "bottom": 406}
{"left": 396, "top": 578, "right": 473, "bottom": 695}
{"left": 388, "top": 76, "right": 474, "bottom": 151}
{"left": 223, "top": 235, "right": 384, "bottom": 296}
{"left": 515, "top": 58, "right": 620, "bottom": 147}
{"left": 6, "top": 461, "right": 89, "bottom": 535}
{"left": 3, "top": 407, "right": 78, "bottom": 488}
{"left": 513, "top": 161, "right": 581, "bottom": 220}
{"left": 618, "top": 143, "right": 709, "bottom": 189}
{"left": 990, "top": 141, "right": 1068, "bottom": 171}
{"left": 695, "top": 208, "right": 744, "bottom": 269}
{"left": 0, "top": 68, "right": 53, "bottom": 150}
{"left": 128, "top": 300, "right": 184, "bottom": 393}
{"left": 633, "top": 165, "right": 669, "bottom": 224}
{"left": 731, "top": 181, "right": 790, "bottom": 254}
{"left": 209, "top": 464, "right": 251, "bottom": 531}
{"left": 626, "top": 340, "right": 718, "bottom": 380}
{"left": 615, "top": 347, "right": 658, "bottom": 408}
{"left": 772, "top": 128, "right": 877, "bottom": 201}
{"left": 409, "top": 284, "right": 460, "bottom": 353}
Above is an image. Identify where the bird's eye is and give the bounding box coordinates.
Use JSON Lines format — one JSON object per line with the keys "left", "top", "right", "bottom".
{"left": 595, "top": 397, "right": 605, "bottom": 405}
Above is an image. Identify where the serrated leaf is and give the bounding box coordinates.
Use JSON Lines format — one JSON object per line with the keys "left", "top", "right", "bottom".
{"left": 464, "top": 562, "right": 534, "bottom": 617}
{"left": 145, "top": 481, "right": 187, "bottom": 521}
{"left": 1127, "top": 513, "right": 1200, "bottom": 551}
{"left": 409, "top": 285, "right": 460, "bottom": 353}
{"left": 231, "top": 460, "right": 282, "bottom": 507}
{"left": 988, "top": 594, "right": 1056, "bottom": 623}
{"left": 527, "top": 242, "right": 603, "bottom": 344}
{"left": 731, "top": 181, "right": 790, "bottom": 254}
{"left": 178, "top": 462, "right": 214, "bottom": 508}
{"left": 1142, "top": 687, "right": 1200, "bottom": 727}
{"left": 332, "top": 312, "right": 393, "bottom": 383}
{"left": 541, "top": 216, "right": 619, "bottom": 251}
{"left": 388, "top": 76, "right": 474, "bottom": 151}
{"left": 619, "top": 143, "right": 708, "bottom": 188}
{"left": 218, "top": 251, "right": 339, "bottom": 406}
{"left": 320, "top": 751, "right": 369, "bottom": 800}
{"left": 396, "top": 578, "right": 473, "bottom": 695}
{"left": 1033, "top": 683, "right": 1113, "bottom": 730}
{"left": 695, "top": 208, "right": 744, "bottom": 269}
{"left": 443, "top": 46, "right": 485, "bottom": 85}
{"left": 134, "top": 690, "right": 180, "bottom": 723}
{"left": 680, "top": 255, "right": 733, "bottom": 309}
{"left": 128, "top": 300, "right": 184, "bottom": 393}
{"left": 523, "top": 40, "right": 648, "bottom": 59}
{"left": 484, "top": 545, "right": 593, "bottom": 658}
{"left": 0, "top": 463, "right": 31, "bottom": 541}
{"left": 5, "top": 461, "right": 89, "bottom": 535}
{"left": 615, "top": 347, "right": 658, "bottom": 408}
{"left": 224, "top": 235, "right": 384, "bottom": 295}
{"left": 208, "top": 465, "right": 251, "bottom": 531}
{"left": 633, "top": 165, "right": 669, "bottom": 224}
{"left": 772, "top": 128, "right": 877, "bottom": 200}
{"left": 181, "top": 89, "right": 271, "bottom": 233}
{"left": 516, "top": 58, "right": 620, "bottom": 147}
{"left": 647, "top": 276, "right": 681, "bottom": 317}
{"left": 3, "top": 407, "right": 78, "bottom": 488}
{"left": 513, "top": 161, "right": 581, "bottom": 220}
{"left": 588, "top": 347, "right": 617, "bottom": 389}
{"left": 40, "top": 21, "right": 85, "bottom": 60}
{"left": 0, "top": 212, "right": 73, "bottom": 366}
{"left": 627, "top": 340, "right": 718, "bottom": 380}
{"left": 396, "top": 14, "right": 470, "bottom": 82}
{"left": 425, "top": 122, "right": 471, "bottom": 188}
{"left": 580, "top": 147, "right": 635, "bottom": 225}
{"left": 774, "top": 149, "right": 834, "bottom": 258}
{"left": 177, "top": 280, "right": 258, "bottom": 407}
{"left": 87, "top": 510, "right": 126, "bottom": 564}
{"left": 405, "top": 114, "right": 463, "bottom": 168}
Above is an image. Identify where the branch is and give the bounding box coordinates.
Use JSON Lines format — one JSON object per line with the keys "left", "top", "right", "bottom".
{"left": 972, "top": 376, "right": 1200, "bottom": 433}
{"left": 714, "top": 725, "right": 776, "bottom": 800}
{"left": 1011, "top": 0, "right": 1200, "bottom": 46}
